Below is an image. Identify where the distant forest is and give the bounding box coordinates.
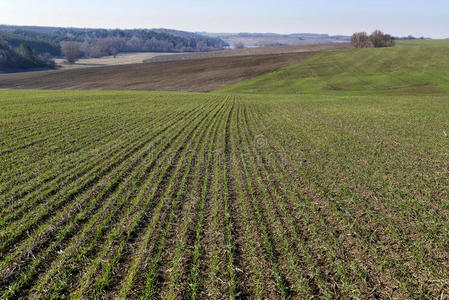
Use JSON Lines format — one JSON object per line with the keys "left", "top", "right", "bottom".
{"left": 0, "top": 25, "right": 227, "bottom": 71}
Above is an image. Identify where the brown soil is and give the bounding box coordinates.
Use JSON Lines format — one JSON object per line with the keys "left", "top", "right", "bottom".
{"left": 0, "top": 52, "right": 320, "bottom": 92}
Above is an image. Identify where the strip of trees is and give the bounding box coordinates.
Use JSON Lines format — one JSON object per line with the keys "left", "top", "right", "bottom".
{"left": 1, "top": 28, "right": 226, "bottom": 58}
{"left": 351, "top": 30, "right": 395, "bottom": 48}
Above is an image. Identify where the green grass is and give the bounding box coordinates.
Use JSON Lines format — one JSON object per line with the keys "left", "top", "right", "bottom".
{"left": 216, "top": 45, "right": 449, "bottom": 95}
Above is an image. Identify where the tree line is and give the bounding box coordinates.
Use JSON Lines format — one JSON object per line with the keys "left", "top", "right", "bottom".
{"left": 1, "top": 28, "right": 226, "bottom": 55}
{"left": 351, "top": 30, "right": 395, "bottom": 48}
{"left": 0, "top": 27, "right": 227, "bottom": 68}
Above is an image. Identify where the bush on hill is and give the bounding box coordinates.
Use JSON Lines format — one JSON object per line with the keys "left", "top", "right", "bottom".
{"left": 351, "top": 30, "right": 395, "bottom": 48}
{"left": 370, "top": 30, "right": 395, "bottom": 48}
{"left": 351, "top": 32, "right": 370, "bottom": 48}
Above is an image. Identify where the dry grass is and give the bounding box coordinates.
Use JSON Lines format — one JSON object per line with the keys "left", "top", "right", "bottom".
{"left": 54, "top": 52, "right": 177, "bottom": 69}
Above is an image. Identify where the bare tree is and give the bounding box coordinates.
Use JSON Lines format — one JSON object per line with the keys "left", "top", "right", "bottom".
{"left": 370, "top": 30, "right": 395, "bottom": 48}
{"left": 110, "top": 47, "right": 119, "bottom": 58}
{"left": 61, "top": 41, "right": 80, "bottom": 63}
{"left": 196, "top": 40, "right": 207, "bottom": 51}
{"left": 351, "top": 32, "right": 371, "bottom": 48}
{"left": 126, "top": 36, "right": 143, "bottom": 52}
{"left": 235, "top": 42, "right": 245, "bottom": 49}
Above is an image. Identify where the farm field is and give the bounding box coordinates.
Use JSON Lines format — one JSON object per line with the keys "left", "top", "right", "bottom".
{"left": 1, "top": 88, "right": 449, "bottom": 299}
{"left": 0, "top": 52, "right": 318, "bottom": 92}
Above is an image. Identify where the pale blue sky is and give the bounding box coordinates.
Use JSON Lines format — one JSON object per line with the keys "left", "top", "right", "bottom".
{"left": 1, "top": 0, "right": 448, "bottom": 38}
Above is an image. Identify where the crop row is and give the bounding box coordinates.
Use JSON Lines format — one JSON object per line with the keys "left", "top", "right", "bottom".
{"left": 1, "top": 91, "right": 448, "bottom": 298}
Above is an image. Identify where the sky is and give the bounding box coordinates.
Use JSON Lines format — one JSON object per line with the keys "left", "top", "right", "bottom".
{"left": 1, "top": 0, "right": 448, "bottom": 38}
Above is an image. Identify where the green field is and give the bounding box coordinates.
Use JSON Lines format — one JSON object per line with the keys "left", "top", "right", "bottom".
{"left": 218, "top": 45, "right": 449, "bottom": 95}
{"left": 396, "top": 39, "right": 449, "bottom": 46}
{"left": 1, "top": 45, "right": 449, "bottom": 299}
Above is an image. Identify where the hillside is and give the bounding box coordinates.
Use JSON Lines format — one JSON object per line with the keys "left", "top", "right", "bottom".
{"left": 218, "top": 45, "right": 449, "bottom": 95}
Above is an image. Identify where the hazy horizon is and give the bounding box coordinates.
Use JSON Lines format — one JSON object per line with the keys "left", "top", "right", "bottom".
{"left": 1, "top": 0, "right": 448, "bottom": 38}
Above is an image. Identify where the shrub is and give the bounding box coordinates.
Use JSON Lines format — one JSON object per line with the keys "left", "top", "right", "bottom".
{"left": 370, "top": 30, "right": 395, "bottom": 48}
{"left": 235, "top": 42, "right": 245, "bottom": 49}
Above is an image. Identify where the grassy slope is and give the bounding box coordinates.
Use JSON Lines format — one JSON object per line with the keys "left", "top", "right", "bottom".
{"left": 396, "top": 39, "right": 449, "bottom": 46}
{"left": 217, "top": 45, "right": 449, "bottom": 95}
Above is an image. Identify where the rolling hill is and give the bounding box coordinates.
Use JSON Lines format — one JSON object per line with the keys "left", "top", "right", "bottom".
{"left": 0, "top": 51, "right": 320, "bottom": 92}
{"left": 218, "top": 45, "right": 449, "bottom": 95}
